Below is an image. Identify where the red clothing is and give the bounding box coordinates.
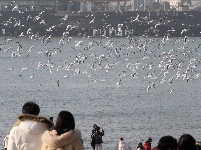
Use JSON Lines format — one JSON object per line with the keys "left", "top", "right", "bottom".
{"left": 144, "top": 142, "right": 151, "bottom": 150}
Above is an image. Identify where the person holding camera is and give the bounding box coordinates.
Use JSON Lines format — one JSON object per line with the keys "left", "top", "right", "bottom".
{"left": 91, "top": 125, "right": 104, "bottom": 150}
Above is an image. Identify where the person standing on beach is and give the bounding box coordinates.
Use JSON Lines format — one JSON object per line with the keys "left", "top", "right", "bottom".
{"left": 91, "top": 124, "right": 98, "bottom": 150}
{"left": 144, "top": 138, "right": 152, "bottom": 150}
{"left": 7, "top": 101, "right": 53, "bottom": 150}
{"left": 137, "top": 142, "right": 145, "bottom": 150}
{"left": 91, "top": 126, "right": 104, "bottom": 150}
{"left": 119, "top": 138, "right": 132, "bottom": 150}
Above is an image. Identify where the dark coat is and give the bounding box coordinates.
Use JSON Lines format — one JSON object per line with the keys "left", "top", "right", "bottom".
{"left": 91, "top": 129, "right": 104, "bottom": 144}
{"left": 91, "top": 129, "right": 96, "bottom": 148}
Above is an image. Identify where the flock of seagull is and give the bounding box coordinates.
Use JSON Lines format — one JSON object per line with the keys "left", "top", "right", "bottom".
{"left": 1, "top": 33, "right": 201, "bottom": 94}
{"left": 0, "top": 9, "right": 201, "bottom": 93}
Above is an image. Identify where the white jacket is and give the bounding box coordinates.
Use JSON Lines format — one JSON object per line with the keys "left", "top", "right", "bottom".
{"left": 41, "top": 129, "right": 84, "bottom": 150}
{"left": 7, "top": 114, "right": 52, "bottom": 150}
{"left": 119, "top": 140, "right": 132, "bottom": 150}
{"left": 3, "top": 135, "right": 9, "bottom": 148}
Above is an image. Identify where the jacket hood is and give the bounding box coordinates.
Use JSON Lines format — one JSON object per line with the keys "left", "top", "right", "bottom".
{"left": 19, "top": 121, "right": 48, "bottom": 135}
{"left": 14, "top": 114, "right": 53, "bottom": 135}
{"left": 41, "top": 129, "right": 82, "bottom": 147}
{"left": 16, "top": 114, "right": 53, "bottom": 128}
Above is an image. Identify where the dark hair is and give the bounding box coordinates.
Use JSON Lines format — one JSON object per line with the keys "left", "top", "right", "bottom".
{"left": 96, "top": 126, "right": 100, "bottom": 131}
{"left": 148, "top": 138, "right": 152, "bottom": 142}
{"left": 158, "top": 135, "right": 177, "bottom": 150}
{"left": 54, "top": 111, "right": 75, "bottom": 135}
{"left": 137, "top": 142, "right": 144, "bottom": 149}
{"left": 178, "top": 134, "right": 196, "bottom": 150}
{"left": 93, "top": 124, "right": 97, "bottom": 129}
{"left": 49, "top": 117, "right": 53, "bottom": 122}
{"left": 22, "top": 101, "right": 40, "bottom": 115}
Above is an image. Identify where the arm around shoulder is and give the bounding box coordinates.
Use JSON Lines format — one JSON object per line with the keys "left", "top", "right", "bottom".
{"left": 74, "top": 139, "right": 85, "bottom": 150}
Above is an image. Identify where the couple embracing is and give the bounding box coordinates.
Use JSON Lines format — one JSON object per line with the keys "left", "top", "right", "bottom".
{"left": 7, "top": 101, "right": 84, "bottom": 150}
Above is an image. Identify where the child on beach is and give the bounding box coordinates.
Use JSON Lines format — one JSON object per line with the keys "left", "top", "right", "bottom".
{"left": 137, "top": 142, "right": 145, "bottom": 150}
{"left": 118, "top": 138, "right": 132, "bottom": 150}
{"left": 144, "top": 138, "right": 152, "bottom": 150}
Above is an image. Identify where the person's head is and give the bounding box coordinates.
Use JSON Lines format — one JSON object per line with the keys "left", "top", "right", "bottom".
{"left": 120, "top": 137, "right": 124, "bottom": 141}
{"left": 96, "top": 126, "right": 100, "bottom": 132}
{"left": 54, "top": 111, "right": 75, "bottom": 135}
{"left": 152, "top": 146, "right": 159, "bottom": 150}
{"left": 137, "top": 142, "right": 144, "bottom": 148}
{"left": 158, "top": 135, "right": 177, "bottom": 150}
{"left": 148, "top": 138, "right": 152, "bottom": 143}
{"left": 49, "top": 117, "right": 53, "bottom": 122}
{"left": 22, "top": 101, "right": 40, "bottom": 115}
{"left": 93, "top": 124, "right": 97, "bottom": 129}
{"left": 178, "top": 134, "right": 196, "bottom": 150}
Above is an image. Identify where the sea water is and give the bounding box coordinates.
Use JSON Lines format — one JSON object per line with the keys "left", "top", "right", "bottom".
{"left": 0, "top": 36, "right": 201, "bottom": 150}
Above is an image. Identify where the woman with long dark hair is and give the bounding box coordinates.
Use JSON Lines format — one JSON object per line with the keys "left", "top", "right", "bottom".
{"left": 41, "top": 111, "right": 84, "bottom": 150}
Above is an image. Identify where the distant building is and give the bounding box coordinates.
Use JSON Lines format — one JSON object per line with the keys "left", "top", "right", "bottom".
{"left": 160, "top": 0, "right": 201, "bottom": 11}
{"left": 80, "top": 0, "right": 130, "bottom": 12}
{"left": 152, "top": 1, "right": 160, "bottom": 10}
{"left": 0, "top": 0, "right": 199, "bottom": 12}
{"left": 0, "top": 0, "right": 80, "bottom": 11}
{"left": 169, "top": 0, "right": 180, "bottom": 9}
{"left": 131, "top": 0, "right": 154, "bottom": 11}
{"left": 163, "top": 1, "right": 171, "bottom": 11}
{"left": 189, "top": 0, "right": 201, "bottom": 10}
{"left": 133, "top": 0, "right": 145, "bottom": 11}
{"left": 0, "top": 0, "right": 131, "bottom": 12}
